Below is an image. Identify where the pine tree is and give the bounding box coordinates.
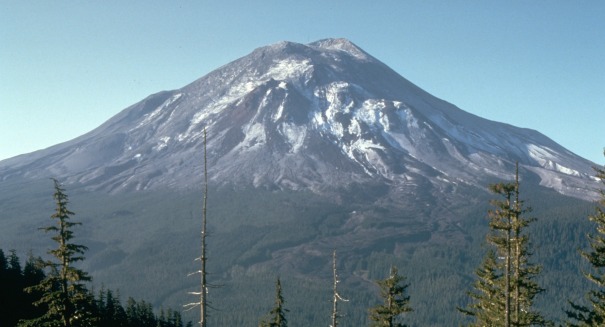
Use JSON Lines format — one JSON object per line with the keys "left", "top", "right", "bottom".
{"left": 19, "top": 178, "right": 95, "bottom": 327}
{"left": 259, "top": 277, "right": 288, "bottom": 327}
{"left": 369, "top": 266, "right": 412, "bottom": 327}
{"left": 566, "top": 152, "right": 605, "bottom": 326}
{"left": 460, "top": 163, "right": 547, "bottom": 326}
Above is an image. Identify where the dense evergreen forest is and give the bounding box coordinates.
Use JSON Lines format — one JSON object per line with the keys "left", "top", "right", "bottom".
{"left": 1, "top": 156, "right": 605, "bottom": 326}
{"left": 0, "top": 249, "right": 191, "bottom": 327}
{"left": 0, "top": 179, "right": 192, "bottom": 327}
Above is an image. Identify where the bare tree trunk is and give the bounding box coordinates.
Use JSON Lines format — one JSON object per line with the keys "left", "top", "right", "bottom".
{"left": 331, "top": 250, "right": 347, "bottom": 327}
{"left": 513, "top": 163, "right": 520, "bottom": 326}
{"left": 505, "top": 190, "right": 511, "bottom": 327}
{"left": 185, "top": 128, "right": 209, "bottom": 326}
{"left": 200, "top": 127, "right": 208, "bottom": 327}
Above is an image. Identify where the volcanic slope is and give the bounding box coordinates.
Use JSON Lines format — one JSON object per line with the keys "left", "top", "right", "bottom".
{"left": 0, "top": 38, "right": 597, "bottom": 200}
{"left": 0, "top": 38, "right": 600, "bottom": 325}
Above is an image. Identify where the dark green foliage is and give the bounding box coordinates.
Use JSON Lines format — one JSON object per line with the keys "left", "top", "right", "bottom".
{"left": 259, "top": 277, "right": 288, "bottom": 327}
{"left": 369, "top": 266, "right": 412, "bottom": 327}
{"left": 96, "top": 288, "right": 127, "bottom": 327}
{"left": 19, "top": 179, "right": 96, "bottom": 327}
{"left": 0, "top": 181, "right": 192, "bottom": 327}
{"left": 95, "top": 289, "right": 187, "bottom": 327}
{"left": 0, "top": 176, "right": 598, "bottom": 325}
{"left": 0, "top": 250, "right": 47, "bottom": 327}
{"left": 458, "top": 250, "right": 504, "bottom": 326}
{"left": 460, "top": 167, "right": 548, "bottom": 326}
{"left": 566, "top": 157, "right": 605, "bottom": 326}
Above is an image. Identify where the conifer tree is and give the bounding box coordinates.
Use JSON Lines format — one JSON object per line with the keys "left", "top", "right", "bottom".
{"left": 0, "top": 250, "right": 47, "bottom": 326}
{"left": 19, "top": 178, "right": 95, "bottom": 327}
{"left": 566, "top": 152, "right": 605, "bottom": 326}
{"left": 458, "top": 250, "right": 505, "bottom": 326}
{"left": 0, "top": 249, "right": 7, "bottom": 271}
{"left": 460, "top": 163, "right": 547, "bottom": 326}
{"left": 22, "top": 253, "right": 48, "bottom": 322}
{"left": 369, "top": 266, "right": 412, "bottom": 327}
{"left": 259, "top": 277, "right": 288, "bottom": 327}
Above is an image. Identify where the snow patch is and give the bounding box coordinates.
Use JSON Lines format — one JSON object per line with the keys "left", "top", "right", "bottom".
{"left": 191, "top": 81, "right": 260, "bottom": 126}
{"left": 266, "top": 59, "right": 313, "bottom": 81}
{"left": 153, "top": 136, "right": 171, "bottom": 151}
{"left": 342, "top": 138, "right": 386, "bottom": 176}
{"left": 133, "top": 93, "right": 182, "bottom": 130}
{"left": 273, "top": 102, "right": 285, "bottom": 122}
{"left": 312, "top": 111, "right": 326, "bottom": 126}
{"left": 280, "top": 123, "right": 306, "bottom": 153}
{"left": 527, "top": 144, "right": 580, "bottom": 176}
{"left": 238, "top": 122, "right": 266, "bottom": 151}
{"left": 348, "top": 119, "right": 361, "bottom": 136}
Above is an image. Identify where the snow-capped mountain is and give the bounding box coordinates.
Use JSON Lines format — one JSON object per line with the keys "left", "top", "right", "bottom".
{"left": 0, "top": 38, "right": 598, "bottom": 199}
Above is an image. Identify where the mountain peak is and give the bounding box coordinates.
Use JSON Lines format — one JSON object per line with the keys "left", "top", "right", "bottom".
{"left": 308, "top": 38, "right": 370, "bottom": 60}
{"left": 256, "top": 38, "right": 371, "bottom": 62}
{"left": 0, "top": 38, "right": 598, "bottom": 200}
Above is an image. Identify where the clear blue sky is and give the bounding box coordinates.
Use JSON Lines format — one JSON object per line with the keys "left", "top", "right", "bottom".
{"left": 2, "top": 1, "right": 604, "bottom": 164}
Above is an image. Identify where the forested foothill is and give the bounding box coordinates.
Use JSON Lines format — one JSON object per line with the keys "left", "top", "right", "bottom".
{"left": 1, "top": 153, "right": 605, "bottom": 326}
{"left": 1, "top": 180, "right": 191, "bottom": 327}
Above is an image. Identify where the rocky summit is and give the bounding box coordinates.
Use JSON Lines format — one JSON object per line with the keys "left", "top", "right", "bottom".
{"left": 0, "top": 38, "right": 598, "bottom": 200}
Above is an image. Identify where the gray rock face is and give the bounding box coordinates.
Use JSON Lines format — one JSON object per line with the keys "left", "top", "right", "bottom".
{"left": 0, "top": 38, "right": 598, "bottom": 199}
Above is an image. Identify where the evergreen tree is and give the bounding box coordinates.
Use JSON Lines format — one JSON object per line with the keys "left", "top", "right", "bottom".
{"left": 0, "top": 250, "right": 47, "bottom": 326}
{"left": 458, "top": 250, "right": 505, "bottom": 326}
{"left": 97, "top": 288, "right": 127, "bottom": 327}
{"left": 1, "top": 250, "right": 24, "bottom": 326}
{"left": 22, "top": 253, "right": 48, "bottom": 321}
{"left": 566, "top": 152, "right": 605, "bottom": 326}
{"left": 19, "top": 178, "right": 95, "bottom": 327}
{"left": 0, "top": 249, "right": 7, "bottom": 271}
{"left": 259, "top": 277, "right": 288, "bottom": 327}
{"left": 0, "top": 249, "right": 8, "bottom": 323}
{"left": 369, "top": 266, "right": 412, "bottom": 327}
{"left": 460, "top": 164, "right": 547, "bottom": 326}
{"left": 5, "top": 250, "right": 25, "bottom": 324}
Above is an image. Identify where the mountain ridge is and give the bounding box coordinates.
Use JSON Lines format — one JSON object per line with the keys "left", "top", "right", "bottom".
{"left": 0, "top": 38, "right": 598, "bottom": 200}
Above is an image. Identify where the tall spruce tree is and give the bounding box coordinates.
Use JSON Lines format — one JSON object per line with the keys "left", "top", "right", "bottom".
{"left": 460, "top": 163, "right": 547, "bottom": 326}
{"left": 566, "top": 152, "right": 605, "bottom": 326}
{"left": 458, "top": 250, "right": 505, "bottom": 326}
{"left": 19, "top": 178, "right": 95, "bottom": 327}
{"left": 259, "top": 277, "right": 288, "bottom": 327}
{"left": 369, "top": 266, "right": 412, "bottom": 327}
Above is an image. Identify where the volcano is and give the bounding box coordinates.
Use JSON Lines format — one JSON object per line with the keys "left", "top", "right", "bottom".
{"left": 0, "top": 38, "right": 597, "bottom": 200}
{"left": 0, "top": 38, "right": 599, "bottom": 326}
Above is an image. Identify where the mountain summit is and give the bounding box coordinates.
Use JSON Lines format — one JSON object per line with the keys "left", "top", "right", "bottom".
{"left": 0, "top": 38, "right": 597, "bottom": 199}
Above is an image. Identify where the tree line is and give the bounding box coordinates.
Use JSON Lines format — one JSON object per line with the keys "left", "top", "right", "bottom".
{"left": 0, "top": 179, "right": 191, "bottom": 327}
{"left": 1, "top": 150, "right": 605, "bottom": 326}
